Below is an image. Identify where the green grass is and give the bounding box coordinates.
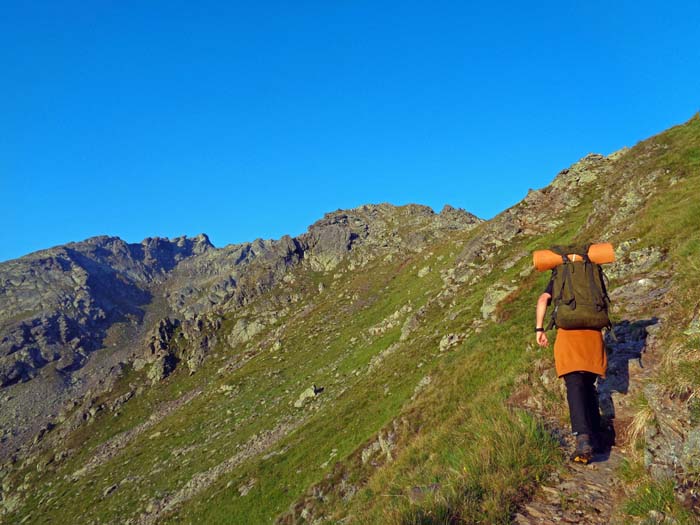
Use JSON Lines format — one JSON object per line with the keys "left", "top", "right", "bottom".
{"left": 622, "top": 478, "right": 696, "bottom": 524}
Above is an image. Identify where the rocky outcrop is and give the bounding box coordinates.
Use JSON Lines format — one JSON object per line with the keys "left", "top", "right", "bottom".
{"left": 0, "top": 250, "right": 147, "bottom": 388}
{"left": 368, "top": 304, "right": 413, "bottom": 337}
{"left": 400, "top": 305, "right": 426, "bottom": 341}
{"left": 227, "top": 317, "right": 267, "bottom": 348}
{"left": 141, "top": 317, "right": 179, "bottom": 362}
{"left": 135, "top": 314, "right": 223, "bottom": 381}
{"left": 437, "top": 204, "right": 481, "bottom": 229}
{"left": 301, "top": 212, "right": 369, "bottom": 271}
{"left": 607, "top": 241, "right": 666, "bottom": 281}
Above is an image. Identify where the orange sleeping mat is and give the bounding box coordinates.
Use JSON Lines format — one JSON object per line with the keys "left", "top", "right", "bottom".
{"left": 533, "top": 243, "right": 615, "bottom": 272}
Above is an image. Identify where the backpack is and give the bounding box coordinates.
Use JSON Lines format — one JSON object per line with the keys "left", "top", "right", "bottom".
{"left": 547, "top": 244, "right": 611, "bottom": 330}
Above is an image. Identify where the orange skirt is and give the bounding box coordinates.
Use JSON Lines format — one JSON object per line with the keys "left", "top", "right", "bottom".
{"left": 553, "top": 328, "right": 606, "bottom": 378}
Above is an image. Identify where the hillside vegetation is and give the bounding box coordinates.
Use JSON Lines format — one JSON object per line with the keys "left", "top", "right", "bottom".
{"left": 1, "top": 115, "right": 699, "bottom": 524}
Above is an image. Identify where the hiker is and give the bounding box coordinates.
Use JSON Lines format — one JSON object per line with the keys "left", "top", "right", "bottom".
{"left": 535, "top": 273, "right": 608, "bottom": 464}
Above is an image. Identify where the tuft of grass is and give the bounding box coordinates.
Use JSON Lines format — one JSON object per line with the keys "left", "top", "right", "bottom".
{"left": 617, "top": 457, "right": 647, "bottom": 484}
{"left": 627, "top": 394, "right": 655, "bottom": 455}
{"left": 623, "top": 478, "right": 696, "bottom": 524}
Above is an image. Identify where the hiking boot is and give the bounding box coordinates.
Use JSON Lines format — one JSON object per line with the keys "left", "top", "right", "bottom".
{"left": 571, "top": 433, "right": 593, "bottom": 464}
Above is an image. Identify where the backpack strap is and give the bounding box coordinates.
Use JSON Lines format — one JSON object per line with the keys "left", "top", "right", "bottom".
{"left": 598, "top": 265, "right": 612, "bottom": 330}
{"left": 549, "top": 248, "right": 576, "bottom": 304}
{"left": 546, "top": 268, "right": 561, "bottom": 330}
{"left": 585, "top": 260, "right": 612, "bottom": 329}
{"left": 584, "top": 261, "right": 603, "bottom": 310}
{"left": 560, "top": 260, "right": 576, "bottom": 309}
{"left": 599, "top": 266, "right": 611, "bottom": 304}
{"left": 546, "top": 260, "right": 576, "bottom": 331}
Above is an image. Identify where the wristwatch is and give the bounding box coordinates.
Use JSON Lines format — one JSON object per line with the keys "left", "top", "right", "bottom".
{"left": 535, "top": 327, "right": 545, "bottom": 332}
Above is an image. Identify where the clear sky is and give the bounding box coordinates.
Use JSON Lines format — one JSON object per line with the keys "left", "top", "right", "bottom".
{"left": 2, "top": 1, "right": 699, "bottom": 262}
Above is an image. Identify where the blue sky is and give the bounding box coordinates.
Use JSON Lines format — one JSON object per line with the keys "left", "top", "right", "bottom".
{"left": 1, "top": 1, "right": 699, "bottom": 262}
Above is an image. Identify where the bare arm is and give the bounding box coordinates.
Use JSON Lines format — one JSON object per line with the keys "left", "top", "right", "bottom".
{"left": 536, "top": 292, "right": 551, "bottom": 347}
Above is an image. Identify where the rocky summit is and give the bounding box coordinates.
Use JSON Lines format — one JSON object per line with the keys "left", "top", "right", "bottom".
{"left": 1, "top": 116, "right": 699, "bottom": 524}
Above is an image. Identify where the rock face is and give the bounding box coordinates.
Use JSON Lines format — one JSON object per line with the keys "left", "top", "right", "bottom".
{"left": 0, "top": 234, "right": 213, "bottom": 387}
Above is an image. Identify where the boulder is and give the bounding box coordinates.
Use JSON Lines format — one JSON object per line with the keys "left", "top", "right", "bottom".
{"left": 481, "top": 285, "right": 516, "bottom": 320}
{"left": 439, "top": 333, "right": 466, "bottom": 352}
{"left": 294, "top": 384, "right": 323, "bottom": 408}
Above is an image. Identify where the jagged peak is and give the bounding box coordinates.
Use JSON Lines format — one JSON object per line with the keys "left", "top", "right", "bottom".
{"left": 139, "top": 233, "right": 214, "bottom": 250}
{"left": 173, "top": 233, "right": 214, "bottom": 248}
{"left": 438, "top": 204, "right": 482, "bottom": 224}
{"left": 81, "top": 234, "right": 124, "bottom": 245}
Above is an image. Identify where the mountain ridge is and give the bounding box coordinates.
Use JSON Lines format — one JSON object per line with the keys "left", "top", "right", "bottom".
{"left": 1, "top": 115, "right": 699, "bottom": 523}
{"left": 0, "top": 202, "right": 481, "bottom": 458}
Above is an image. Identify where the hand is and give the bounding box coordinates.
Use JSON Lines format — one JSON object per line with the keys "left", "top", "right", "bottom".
{"left": 536, "top": 331, "right": 549, "bottom": 347}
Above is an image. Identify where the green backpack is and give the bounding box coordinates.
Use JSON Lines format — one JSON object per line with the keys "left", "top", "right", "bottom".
{"left": 547, "top": 244, "right": 611, "bottom": 330}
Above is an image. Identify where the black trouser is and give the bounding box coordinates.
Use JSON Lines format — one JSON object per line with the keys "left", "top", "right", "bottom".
{"left": 563, "top": 371, "right": 602, "bottom": 436}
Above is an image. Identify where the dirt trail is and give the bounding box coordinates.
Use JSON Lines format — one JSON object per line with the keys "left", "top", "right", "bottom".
{"left": 515, "top": 436, "right": 628, "bottom": 524}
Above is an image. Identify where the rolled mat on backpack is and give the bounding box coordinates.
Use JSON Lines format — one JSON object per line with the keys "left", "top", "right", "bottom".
{"left": 533, "top": 243, "right": 615, "bottom": 272}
